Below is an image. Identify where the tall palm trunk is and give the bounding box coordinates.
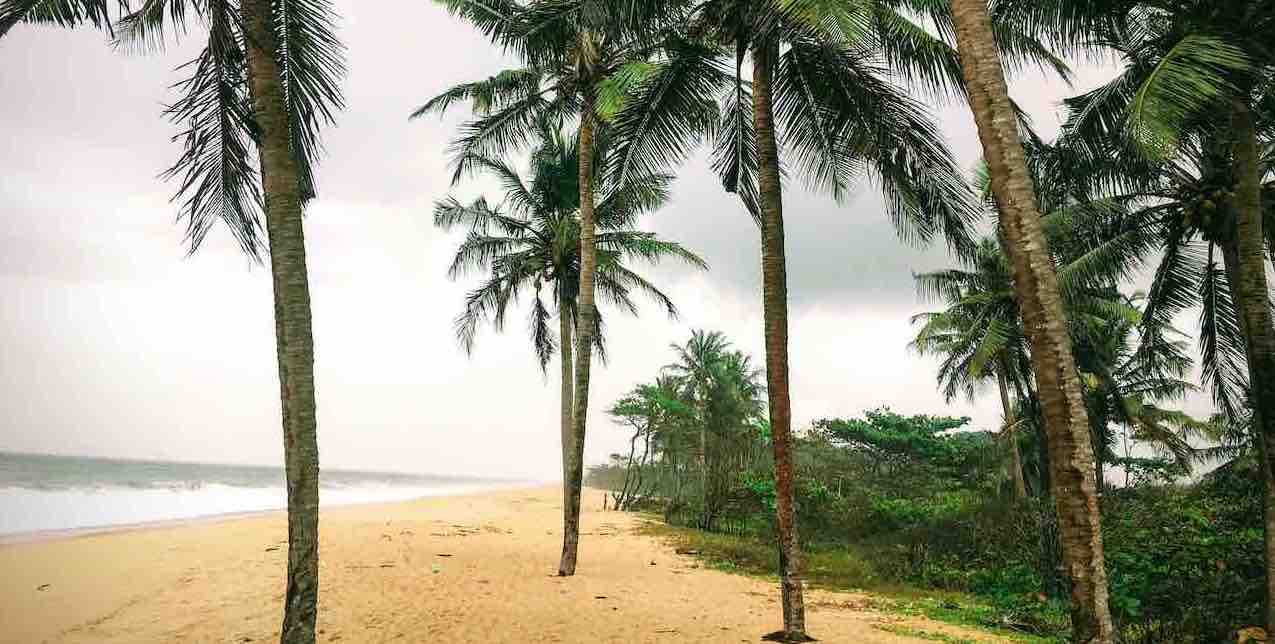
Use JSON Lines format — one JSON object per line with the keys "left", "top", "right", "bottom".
{"left": 1224, "top": 97, "right": 1275, "bottom": 630}
{"left": 243, "top": 2, "right": 321, "bottom": 642}
{"left": 559, "top": 303, "right": 575, "bottom": 522}
{"left": 998, "top": 366, "right": 1028, "bottom": 500}
{"left": 560, "top": 93, "right": 597, "bottom": 577}
{"left": 753, "top": 42, "right": 810, "bottom": 643}
{"left": 950, "top": 2, "right": 1113, "bottom": 641}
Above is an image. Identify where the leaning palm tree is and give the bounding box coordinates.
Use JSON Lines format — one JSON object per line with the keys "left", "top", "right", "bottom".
{"left": 2, "top": 2, "right": 345, "bottom": 641}
{"left": 949, "top": 1, "right": 1115, "bottom": 639}
{"left": 417, "top": 0, "right": 682, "bottom": 576}
{"left": 434, "top": 123, "right": 705, "bottom": 535}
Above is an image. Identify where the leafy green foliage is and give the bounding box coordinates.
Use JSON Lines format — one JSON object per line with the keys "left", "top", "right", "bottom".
{"left": 435, "top": 124, "right": 704, "bottom": 368}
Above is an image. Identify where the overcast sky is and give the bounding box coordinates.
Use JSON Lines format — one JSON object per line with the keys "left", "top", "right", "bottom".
{"left": 0, "top": 4, "right": 1209, "bottom": 480}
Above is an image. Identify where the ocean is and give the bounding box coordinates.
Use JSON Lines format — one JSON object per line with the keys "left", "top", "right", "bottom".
{"left": 0, "top": 451, "right": 518, "bottom": 536}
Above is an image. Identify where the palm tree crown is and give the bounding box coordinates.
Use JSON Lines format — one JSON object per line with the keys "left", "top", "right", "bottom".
{"left": 435, "top": 123, "right": 706, "bottom": 367}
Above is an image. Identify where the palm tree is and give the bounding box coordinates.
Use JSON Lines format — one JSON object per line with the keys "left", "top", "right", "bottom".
{"left": 434, "top": 121, "right": 705, "bottom": 539}
{"left": 949, "top": 1, "right": 1115, "bottom": 639}
{"left": 3, "top": 3, "right": 345, "bottom": 642}
{"left": 663, "top": 330, "right": 731, "bottom": 527}
{"left": 1050, "top": 3, "right": 1275, "bottom": 623}
{"left": 416, "top": 0, "right": 682, "bottom": 576}
{"left": 663, "top": 330, "right": 765, "bottom": 529}
{"left": 912, "top": 239, "right": 1034, "bottom": 500}
{"left": 607, "top": 3, "right": 1002, "bottom": 636}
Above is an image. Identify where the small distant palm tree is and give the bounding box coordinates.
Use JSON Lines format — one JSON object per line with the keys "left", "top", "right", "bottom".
{"left": 664, "top": 330, "right": 765, "bottom": 529}
{"left": 912, "top": 239, "right": 1033, "bottom": 500}
{"left": 435, "top": 124, "right": 706, "bottom": 520}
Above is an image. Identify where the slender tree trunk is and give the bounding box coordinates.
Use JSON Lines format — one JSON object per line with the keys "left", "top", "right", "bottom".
{"left": 998, "top": 366, "right": 1028, "bottom": 501}
{"left": 559, "top": 304, "right": 575, "bottom": 522}
{"left": 699, "top": 400, "right": 710, "bottom": 528}
{"left": 560, "top": 92, "right": 597, "bottom": 577}
{"left": 752, "top": 42, "right": 810, "bottom": 643}
{"left": 1223, "top": 98, "right": 1275, "bottom": 630}
{"left": 243, "top": 3, "right": 320, "bottom": 642}
{"left": 950, "top": 2, "right": 1113, "bottom": 641}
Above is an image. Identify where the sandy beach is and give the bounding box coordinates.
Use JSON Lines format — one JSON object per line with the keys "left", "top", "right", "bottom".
{"left": 0, "top": 486, "right": 1007, "bottom": 643}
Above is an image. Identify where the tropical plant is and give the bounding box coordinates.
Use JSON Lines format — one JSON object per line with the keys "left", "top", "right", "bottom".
{"left": 416, "top": 0, "right": 682, "bottom": 576}
{"left": 434, "top": 122, "right": 705, "bottom": 520}
{"left": 912, "top": 238, "right": 1034, "bottom": 500}
{"left": 605, "top": 1, "right": 1005, "bottom": 636}
{"left": 664, "top": 330, "right": 767, "bottom": 529}
{"left": 1049, "top": 1, "right": 1275, "bottom": 623}
{"left": 949, "top": 0, "right": 1115, "bottom": 639}
{"left": 1, "top": 2, "right": 345, "bottom": 642}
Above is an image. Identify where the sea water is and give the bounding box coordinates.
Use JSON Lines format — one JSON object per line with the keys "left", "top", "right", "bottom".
{"left": 0, "top": 451, "right": 515, "bottom": 536}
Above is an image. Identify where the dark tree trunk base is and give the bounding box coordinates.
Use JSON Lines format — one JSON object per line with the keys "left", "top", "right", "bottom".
{"left": 762, "top": 630, "right": 817, "bottom": 642}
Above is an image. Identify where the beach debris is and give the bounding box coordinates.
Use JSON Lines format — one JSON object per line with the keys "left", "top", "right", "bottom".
{"left": 380, "top": 533, "right": 393, "bottom": 541}
{"left": 36, "top": 584, "right": 50, "bottom": 591}
{"left": 431, "top": 564, "right": 442, "bottom": 574}
{"left": 654, "top": 628, "right": 678, "bottom": 634}
{"left": 435, "top": 553, "right": 453, "bottom": 557}
{"left": 650, "top": 561, "right": 657, "bottom": 566}
{"left": 264, "top": 546, "right": 280, "bottom": 552}
{"left": 674, "top": 547, "right": 700, "bottom": 555}
{"left": 594, "top": 595, "right": 607, "bottom": 600}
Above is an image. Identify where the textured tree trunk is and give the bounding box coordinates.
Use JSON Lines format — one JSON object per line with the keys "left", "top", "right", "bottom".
{"left": 752, "top": 43, "right": 811, "bottom": 643}
{"left": 560, "top": 93, "right": 597, "bottom": 577}
{"left": 243, "top": 2, "right": 321, "bottom": 643}
{"left": 950, "top": 2, "right": 1113, "bottom": 642}
{"left": 559, "top": 304, "right": 575, "bottom": 524}
{"left": 998, "top": 367, "right": 1028, "bottom": 501}
{"left": 1224, "top": 97, "right": 1275, "bottom": 631}
{"left": 699, "top": 401, "right": 710, "bottom": 528}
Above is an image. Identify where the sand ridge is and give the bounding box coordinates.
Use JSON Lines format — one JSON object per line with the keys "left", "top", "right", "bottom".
{"left": 0, "top": 486, "right": 1009, "bottom": 643}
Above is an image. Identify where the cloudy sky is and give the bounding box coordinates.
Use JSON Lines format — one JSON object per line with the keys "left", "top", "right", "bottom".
{"left": 0, "top": 4, "right": 1192, "bottom": 480}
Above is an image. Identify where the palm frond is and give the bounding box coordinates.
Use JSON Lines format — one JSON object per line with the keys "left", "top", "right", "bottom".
{"left": 160, "top": 0, "right": 264, "bottom": 258}
{"left": 276, "top": 0, "right": 347, "bottom": 201}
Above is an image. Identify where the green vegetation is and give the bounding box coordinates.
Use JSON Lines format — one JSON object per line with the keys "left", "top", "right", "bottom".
{"left": 7, "top": 1, "right": 1275, "bottom": 643}
{"left": 596, "top": 396, "right": 1262, "bottom": 642}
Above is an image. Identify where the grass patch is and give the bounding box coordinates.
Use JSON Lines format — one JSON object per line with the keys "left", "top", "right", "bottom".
{"left": 639, "top": 520, "right": 1061, "bottom": 643}
{"left": 873, "top": 623, "right": 978, "bottom": 643}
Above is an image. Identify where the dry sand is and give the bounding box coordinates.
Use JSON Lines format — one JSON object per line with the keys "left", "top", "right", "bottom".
{"left": 0, "top": 486, "right": 1009, "bottom": 643}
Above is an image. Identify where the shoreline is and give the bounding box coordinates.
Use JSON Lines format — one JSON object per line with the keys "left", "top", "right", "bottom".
{"left": 0, "top": 481, "right": 542, "bottom": 546}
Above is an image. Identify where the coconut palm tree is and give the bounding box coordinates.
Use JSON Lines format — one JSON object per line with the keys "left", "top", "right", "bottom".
{"left": 435, "top": 122, "right": 705, "bottom": 534}
{"left": 1047, "top": 2, "right": 1275, "bottom": 623}
{"left": 605, "top": 2, "right": 1009, "bottom": 635}
{"left": 2, "top": 2, "right": 345, "bottom": 642}
{"left": 662, "top": 330, "right": 766, "bottom": 528}
{"left": 912, "top": 239, "right": 1034, "bottom": 499}
{"left": 417, "top": 0, "right": 684, "bottom": 576}
{"left": 948, "top": 0, "right": 1116, "bottom": 639}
